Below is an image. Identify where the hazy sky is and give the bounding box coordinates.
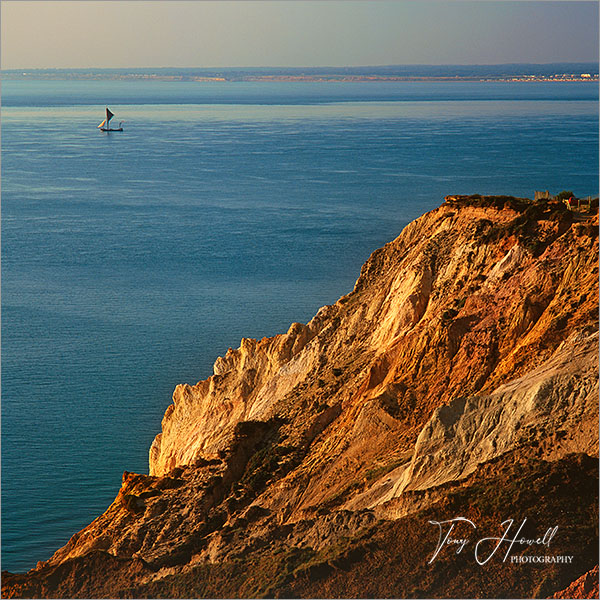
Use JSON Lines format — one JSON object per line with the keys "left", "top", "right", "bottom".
{"left": 2, "top": 1, "right": 598, "bottom": 69}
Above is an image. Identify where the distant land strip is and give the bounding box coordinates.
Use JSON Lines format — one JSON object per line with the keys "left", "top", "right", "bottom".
{"left": 3, "top": 63, "right": 599, "bottom": 82}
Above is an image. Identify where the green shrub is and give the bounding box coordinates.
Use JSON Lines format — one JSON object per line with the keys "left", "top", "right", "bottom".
{"left": 556, "top": 190, "right": 574, "bottom": 200}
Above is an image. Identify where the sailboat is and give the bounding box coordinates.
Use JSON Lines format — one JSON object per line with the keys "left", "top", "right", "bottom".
{"left": 98, "top": 107, "right": 124, "bottom": 132}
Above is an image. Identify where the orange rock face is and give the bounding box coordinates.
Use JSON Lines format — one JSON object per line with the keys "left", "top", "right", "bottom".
{"left": 553, "top": 565, "right": 599, "bottom": 599}
{"left": 3, "top": 195, "right": 598, "bottom": 598}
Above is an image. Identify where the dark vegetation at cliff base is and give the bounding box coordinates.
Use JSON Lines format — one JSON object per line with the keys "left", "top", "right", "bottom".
{"left": 30, "top": 453, "right": 594, "bottom": 599}
{"left": 4, "top": 453, "right": 594, "bottom": 599}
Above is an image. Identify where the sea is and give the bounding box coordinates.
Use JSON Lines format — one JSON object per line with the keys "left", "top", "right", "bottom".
{"left": 2, "top": 78, "right": 598, "bottom": 573}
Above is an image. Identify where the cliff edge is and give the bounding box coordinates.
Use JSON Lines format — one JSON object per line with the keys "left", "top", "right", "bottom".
{"left": 3, "top": 195, "right": 598, "bottom": 599}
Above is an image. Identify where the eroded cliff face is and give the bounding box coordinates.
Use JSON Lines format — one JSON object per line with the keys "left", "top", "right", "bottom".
{"left": 4, "top": 195, "right": 598, "bottom": 599}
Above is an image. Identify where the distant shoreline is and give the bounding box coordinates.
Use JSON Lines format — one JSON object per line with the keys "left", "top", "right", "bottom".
{"left": 5, "top": 75, "right": 598, "bottom": 83}
{"left": 3, "top": 63, "right": 598, "bottom": 83}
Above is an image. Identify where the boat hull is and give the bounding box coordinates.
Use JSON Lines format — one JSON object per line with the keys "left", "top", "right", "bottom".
{"left": 100, "top": 128, "right": 123, "bottom": 132}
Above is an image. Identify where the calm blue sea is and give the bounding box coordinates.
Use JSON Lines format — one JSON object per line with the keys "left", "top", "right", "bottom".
{"left": 2, "top": 79, "right": 598, "bottom": 573}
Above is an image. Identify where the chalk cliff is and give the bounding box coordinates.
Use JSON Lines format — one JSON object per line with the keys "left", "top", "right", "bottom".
{"left": 3, "top": 195, "right": 598, "bottom": 599}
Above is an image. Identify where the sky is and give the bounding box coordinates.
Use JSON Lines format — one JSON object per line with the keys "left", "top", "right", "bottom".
{"left": 1, "top": 1, "right": 598, "bottom": 70}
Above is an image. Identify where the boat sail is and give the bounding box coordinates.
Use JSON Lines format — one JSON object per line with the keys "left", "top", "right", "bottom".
{"left": 98, "top": 107, "right": 123, "bottom": 132}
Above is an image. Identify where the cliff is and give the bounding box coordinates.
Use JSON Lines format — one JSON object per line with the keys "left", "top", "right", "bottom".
{"left": 3, "top": 195, "right": 598, "bottom": 599}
